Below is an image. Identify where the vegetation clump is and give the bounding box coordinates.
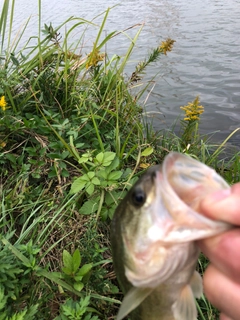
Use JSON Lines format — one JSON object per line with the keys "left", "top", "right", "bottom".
{"left": 0, "top": 1, "right": 239, "bottom": 319}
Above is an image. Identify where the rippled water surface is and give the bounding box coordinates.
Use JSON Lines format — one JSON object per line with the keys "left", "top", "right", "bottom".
{"left": 4, "top": 0, "right": 240, "bottom": 145}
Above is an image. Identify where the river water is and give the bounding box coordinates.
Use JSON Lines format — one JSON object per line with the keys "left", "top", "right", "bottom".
{"left": 3, "top": 0, "right": 240, "bottom": 146}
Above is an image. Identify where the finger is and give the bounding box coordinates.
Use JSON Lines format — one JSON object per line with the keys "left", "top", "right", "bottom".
{"left": 198, "top": 228, "right": 240, "bottom": 283}
{"left": 199, "top": 183, "right": 240, "bottom": 225}
{"left": 203, "top": 265, "right": 240, "bottom": 320}
{"left": 220, "top": 313, "right": 235, "bottom": 320}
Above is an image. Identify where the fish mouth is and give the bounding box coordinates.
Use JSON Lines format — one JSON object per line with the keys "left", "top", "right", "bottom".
{"left": 163, "top": 152, "right": 229, "bottom": 210}
{"left": 158, "top": 153, "right": 231, "bottom": 241}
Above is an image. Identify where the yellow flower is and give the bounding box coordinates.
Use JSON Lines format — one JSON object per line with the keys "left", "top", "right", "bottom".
{"left": 180, "top": 96, "right": 204, "bottom": 122}
{"left": 86, "top": 48, "right": 105, "bottom": 69}
{"left": 0, "top": 141, "right": 6, "bottom": 148}
{"left": 0, "top": 96, "right": 7, "bottom": 111}
{"left": 159, "top": 38, "right": 175, "bottom": 55}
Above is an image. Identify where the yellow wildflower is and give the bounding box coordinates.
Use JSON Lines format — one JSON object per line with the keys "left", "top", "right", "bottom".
{"left": 159, "top": 38, "right": 175, "bottom": 55}
{"left": 139, "top": 163, "right": 150, "bottom": 169}
{"left": 0, "top": 141, "right": 6, "bottom": 148}
{"left": 0, "top": 96, "right": 7, "bottom": 111}
{"left": 86, "top": 48, "right": 105, "bottom": 69}
{"left": 180, "top": 96, "right": 204, "bottom": 122}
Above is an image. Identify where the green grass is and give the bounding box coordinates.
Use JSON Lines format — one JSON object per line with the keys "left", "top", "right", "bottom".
{"left": 0, "top": 1, "right": 239, "bottom": 319}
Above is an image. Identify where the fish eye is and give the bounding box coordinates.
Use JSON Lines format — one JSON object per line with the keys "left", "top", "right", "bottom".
{"left": 131, "top": 188, "right": 146, "bottom": 207}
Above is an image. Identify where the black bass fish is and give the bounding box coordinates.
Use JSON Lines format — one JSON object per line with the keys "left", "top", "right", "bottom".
{"left": 111, "top": 152, "right": 231, "bottom": 320}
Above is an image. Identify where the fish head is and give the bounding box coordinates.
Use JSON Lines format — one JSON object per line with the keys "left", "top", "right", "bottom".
{"left": 119, "top": 165, "right": 169, "bottom": 278}
{"left": 113, "top": 152, "right": 231, "bottom": 289}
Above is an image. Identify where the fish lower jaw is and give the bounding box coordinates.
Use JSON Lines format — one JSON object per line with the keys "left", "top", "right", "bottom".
{"left": 125, "top": 266, "right": 164, "bottom": 288}
{"left": 125, "top": 241, "right": 197, "bottom": 289}
{"left": 125, "top": 255, "right": 168, "bottom": 288}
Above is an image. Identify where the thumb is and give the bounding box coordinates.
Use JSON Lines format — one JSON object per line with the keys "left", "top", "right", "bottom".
{"left": 199, "top": 183, "right": 240, "bottom": 225}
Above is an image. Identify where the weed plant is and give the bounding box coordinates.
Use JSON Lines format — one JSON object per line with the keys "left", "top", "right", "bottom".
{"left": 0, "top": 1, "right": 239, "bottom": 319}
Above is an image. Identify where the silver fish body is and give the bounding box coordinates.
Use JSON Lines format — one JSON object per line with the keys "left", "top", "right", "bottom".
{"left": 111, "top": 152, "right": 232, "bottom": 320}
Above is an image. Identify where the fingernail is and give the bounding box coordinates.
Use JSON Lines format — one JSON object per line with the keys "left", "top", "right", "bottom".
{"left": 201, "top": 188, "right": 232, "bottom": 221}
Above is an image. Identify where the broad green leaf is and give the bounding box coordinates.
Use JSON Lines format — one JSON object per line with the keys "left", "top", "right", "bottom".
{"left": 122, "top": 167, "right": 133, "bottom": 179}
{"left": 48, "top": 169, "right": 57, "bottom": 178}
{"left": 105, "top": 191, "right": 117, "bottom": 205}
{"left": 61, "top": 168, "right": 70, "bottom": 177}
{"left": 97, "top": 170, "right": 108, "bottom": 179}
{"left": 92, "top": 177, "right": 100, "bottom": 185}
{"left": 78, "top": 263, "right": 93, "bottom": 276}
{"left": 100, "top": 181, "right": 107, "bottom": 188}
{"left": 73, "top": 274, "right": 83, "bottom": 282}
{"left": 78, "top": 157, "right": 88, "bottom": 164}
{"left": 87, "top": 171, "right": 95, "bottom": 179}
{"left": 95, "top": 152, "right": 104, "bottom": 164}
{"left": 62, "top": 266, "right": 72, "bottom": 276}
{"left": 106, "top": 156, "right": 119, "bottom": 171}
{"left": 72, "top": 249, "right": 81, "bottom": 273}
{"left": 100, "top": 208, "right": 108, "bottom": 221}
{"left": 141, "top": 147, "right": 154, "bottom": 157}
{"left": 47, "top": 153, "right": 62, "bottom": 159}
{"left": 95, "top": 151, "right": 116, "bottom": 166}
{"left": 59, "top": 161, "right": 67, "bottom": 169}
{"left": 70, "top": 177, "right": 87, "bottom": 194}
{"left": 62, "top": 250, "right": 73, "bottom": 272}
{"left": 79, "top": 199, "right": 99, "bottom": 215}
{"left": 102, "top": 152, "right": 116, "bottom": 166}
{"left": 62, "top": 151, "right": 69, "bottom": 159}
{"left": 80, "top": 174, "right": 92, "bottom": 182}
{"left": 108, "top": 171, "right": 123, "bottom": 181}
{"left": 5, "top": 153, "right": 16, "bottom": 164}
{"left": 73, "top": 282, "right": 84, "bottom": 292}
{"left": 101, "top": 206, "right": 115, "bottom": 220}
{"left": 86, "top": 183, "right": 94, "bottom": 195}
{"left": 78, "top": 152, "right": 92, "bottom": 163}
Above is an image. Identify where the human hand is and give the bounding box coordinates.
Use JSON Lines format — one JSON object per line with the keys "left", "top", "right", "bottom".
{"left": 198, "top": 183, "right": 240, "bottom": 320}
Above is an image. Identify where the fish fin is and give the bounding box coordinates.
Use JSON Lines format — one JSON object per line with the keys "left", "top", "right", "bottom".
{"left": 172, "top": 284, "right": 197, "bottom": 320}
{"left": 116, "top": 287, "right": 152, "bottom": 320}
{"left": 190, "top": 271, "right": 203, "bottom": 298}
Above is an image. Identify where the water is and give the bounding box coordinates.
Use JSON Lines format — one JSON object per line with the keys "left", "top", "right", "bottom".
{"left": 2, "top": 0, "right": 240, "bottom": 146}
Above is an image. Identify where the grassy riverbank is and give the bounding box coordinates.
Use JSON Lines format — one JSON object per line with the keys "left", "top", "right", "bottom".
{"left": 0, "top": 2, "right": 239, "bottom": 319}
